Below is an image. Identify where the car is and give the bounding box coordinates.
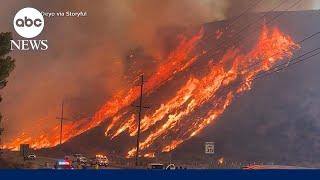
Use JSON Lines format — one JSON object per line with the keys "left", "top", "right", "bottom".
{"left": 54, "top": 160, "right": 74, "bottom": 170}
{"left": 91, "top": 154, "right": 109, "bottom": 167}
{"left": 64, "top": 154, "right": 81, "bottom": 162}
{"left": 147, "top": 163, "right": 164, "bottom": 170}
{"left": 24, "top": 153, "right": 36, "bottom": 160}
{"left": 67, "top": 154, "right": 86, "bottom": 164}
{"left": 77, "top": 156, "right": 88, "bottom": 165}
{"left": 166, "top": 164, "right": 176, "bottom": 170}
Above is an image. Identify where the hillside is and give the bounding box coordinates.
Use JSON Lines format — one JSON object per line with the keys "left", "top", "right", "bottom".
{"left": 36, "top": 10, "right": 320, "bottom": 166}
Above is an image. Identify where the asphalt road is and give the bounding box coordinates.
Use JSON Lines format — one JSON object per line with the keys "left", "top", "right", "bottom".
{"left": 1, "top": 151, "right": 119, "bottom": 169}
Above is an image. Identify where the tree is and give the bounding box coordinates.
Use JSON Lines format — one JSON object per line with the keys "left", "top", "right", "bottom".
{"left": 0, "top": 32, "right": 15, "bottom": 157}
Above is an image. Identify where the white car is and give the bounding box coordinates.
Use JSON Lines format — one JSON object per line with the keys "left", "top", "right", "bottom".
{"left": 69, "top": 154, "right": 85, "bottom": 163}
{"left": 77, "top": 156, "right": 88, "bottom": 165}
{"left": 25, "top": 153, "right": 36, "bottom": 160}
{"left": 91, "top": 155, "right": 109, "bottom": 167}
{"left": 166, "top": 164, "right": 176, "bottom": 170}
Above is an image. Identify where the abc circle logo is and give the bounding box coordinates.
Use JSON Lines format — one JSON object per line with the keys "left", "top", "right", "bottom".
{"left": 13, "top": 7, "right": 44, "bottom": 39}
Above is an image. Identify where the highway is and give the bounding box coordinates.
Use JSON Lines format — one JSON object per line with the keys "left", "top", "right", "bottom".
{"left": 1, "top": 151, "right": 119, "bottom": 169}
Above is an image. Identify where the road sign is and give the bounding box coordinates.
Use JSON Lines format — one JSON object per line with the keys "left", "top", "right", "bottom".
{"left": 205, "top": 142, "right": 215, "bottom": 154}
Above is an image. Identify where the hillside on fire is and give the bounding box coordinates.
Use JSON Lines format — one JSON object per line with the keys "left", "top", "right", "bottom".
{"left": 4, "top": 9, "right": 320, "bottom": 166}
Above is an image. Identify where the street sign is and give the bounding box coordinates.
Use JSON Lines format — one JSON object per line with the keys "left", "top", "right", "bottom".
{"left": 205, "top": 142, "right": 215, "bottom": 154}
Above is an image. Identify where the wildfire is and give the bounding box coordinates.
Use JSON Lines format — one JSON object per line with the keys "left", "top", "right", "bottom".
{"left": 2, "top": 27, "right": 204, "bottom": 150}
{"left": 3, "top": 24, "right": 299, "bottom": 158}
{"left": 111, "top": 24, "right": 298, "bottom": 158}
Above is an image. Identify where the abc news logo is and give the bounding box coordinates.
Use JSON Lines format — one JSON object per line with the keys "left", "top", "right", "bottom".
{"left": 15, "top": 16, "right": 43, "bottom": 28}
{"left": 11, "top": 7, "right": 48, "bottom": 51}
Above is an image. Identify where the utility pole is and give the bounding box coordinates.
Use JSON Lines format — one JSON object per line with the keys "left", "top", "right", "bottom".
{"left": 134, "top": 75, "right": 150, "bottom": 167}
{"left": 169, "top": 135, "right": 172, "bottom": 164}
{"left": 0, "top": 116, "right": 3, "bottom": 158}
{"left": 56, "top": 101, "right": 67, "bottom": 145}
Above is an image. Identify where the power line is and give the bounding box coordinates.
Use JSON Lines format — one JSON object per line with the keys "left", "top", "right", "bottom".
{"left": 187, "top": 0, "right": 306, "bottom": 91}
{"left": 231, "top": 0, "right": 303, "bottom": 47}
{"left": 213, "top": 48, "right": 320, "bottom": 105}
{"left": 252, "top": 47, "right": 320, "bottom": 81}
{"left": 224, "top": 0, "right": 289, "bottom": 43}
{"left": 203, "top": 0, "right": 302, "bottom": 60}
{"left": 299, "top": 31, "right": 320, "bottom": 44}
{"left": 243, "top": 30, "right": 320, "bottom": 74}
{"left": 263, "top": 0, "right": 303, "bottom": 26}
{"left": 199, "top": 0, "right": 265, "bottom": 47}
{"left": 194, "top": 0, "right": 308, "bottom": 77}
{"left": 220, "top": 2, "right": 316, "bottom": 72}
{"left": 227, "top": 0, "right": 265, "bottom": 27}
{"left": 201, "top": 1, "right": 320, "bottom": 117}
{"left": 230, "top": 2, "right": 310, "bottom": 76}
{"left": 255, "top": 47, "right": 320, "bottom": 78}
{"left": 202, "top": 0, "right": 288, "bottom": 55}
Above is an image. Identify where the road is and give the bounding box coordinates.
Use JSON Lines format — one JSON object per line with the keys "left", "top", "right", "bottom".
{"left": 1, "top": 151, "right": 119, "bottom": 169}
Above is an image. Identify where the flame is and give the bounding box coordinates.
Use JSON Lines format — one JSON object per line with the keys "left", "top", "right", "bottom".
{"left": 2, "top": 27, "right": 204, "bottom": 150}
{"left": 3, "top": 24, "right": 299, "bottom": 157}
{"left": 143, "top": 152, "right": 155, "bottom": 158}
